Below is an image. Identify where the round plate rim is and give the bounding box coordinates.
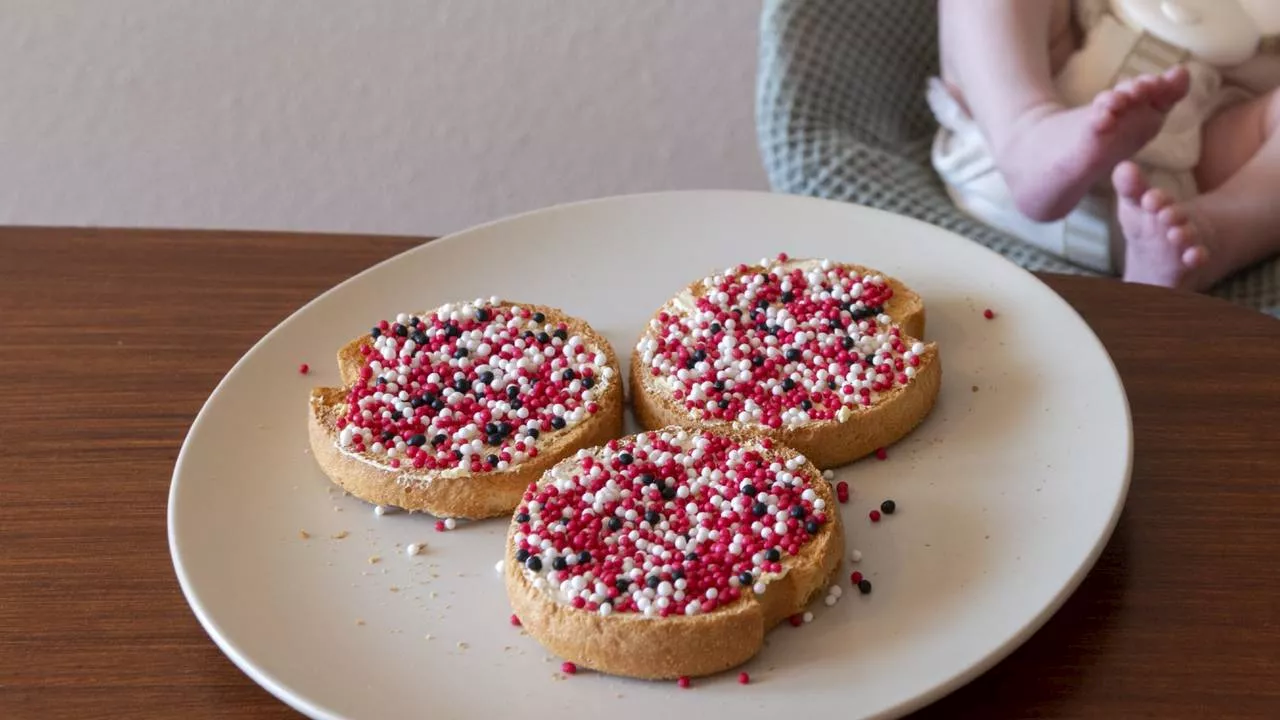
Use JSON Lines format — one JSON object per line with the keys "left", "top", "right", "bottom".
{"left": 167, "top": 189, "right": 1134, "bottom": 720}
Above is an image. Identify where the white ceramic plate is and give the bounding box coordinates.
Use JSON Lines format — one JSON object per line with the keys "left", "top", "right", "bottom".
{"left": 169, "top": 191, "right": 1131, "bottom": 720}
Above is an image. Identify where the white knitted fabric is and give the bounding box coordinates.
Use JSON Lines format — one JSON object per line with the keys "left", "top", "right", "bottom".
{"left": 755, "top": 0, "right": 1280, "bottom": 316}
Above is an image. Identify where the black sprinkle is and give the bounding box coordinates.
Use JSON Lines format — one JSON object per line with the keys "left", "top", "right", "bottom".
{"left": 578, "top": 551, "right": 591, "bottom": 564}
{"left": 858, "top": 579, "right": 873, "bottom": 595}
{"left": 618, "top": 452, "right": 634, "bottom": 466}
{"left": 562, "top": 369, "right": 576, "bottom": 382}
{"left": 718, "top": 399, "right": 730, "bottom": 410}
{"left": 765, "top": 548, "right": 781, "bottom": 562}
{"left": 526, "top": 556, "right": 543, "bottom": 572}
{"left": 800, "top": 399, "right": 813, "bottom": 410}
{"left": 553, "top": 329, "right": 568, "bottom": 341}
{"left": 551, "top": 417, "right": 566, "bottom": 430}
{"left": 432, "top": 433, "right": 447, "bottom": 446}
{"left": 453, "top": 348, "right": 469, "bottom": 359}
{"left": 532, "top": 312, "right": 546, "bottom": 323}
{"left": 756, "top": 299, "right": 769, "bottom": 310}
{"left": 411, "top": 331, "right": 428, "bottom": 345}
{"left": 479, "top": 371, "right": 494, "bottom": 385}
{"left": 516, "top": 548, "right": 530, "bottom": 562}
{"left": 789, "top": 505, "right": 806, "bottom": 519}
{"left": 685, "top": 552, "right": 698, "bottom": 562}
{"left": 582, "top": 377, "right": 594, "bottom": 389}
{"left": 376, "top": 377, "right": 388, "bottom": 386}
{"left": 739, "top": 571, "right": 754, "bottom": 586}
{"left": 646, "top": 575, "right": 661, "bottom": 589}
{"left": 880, "top": 499, "right": 897, "bottom": 515}
{"left": 394, "top": 324, "right": 408, "bottom": 338}
{"left": 615, "top": 577, "right": 631, "bottom": 592}
{"left": 485, "top": 422, "right": 499, "bottom": 436}
{"left": 475, "top": 308, "right": 490, "bottom": 322}
{"left": 842, "top": 336, "right": 855, "bottom": 350}
{"left": 371, "top": 327, "right": 382, "bottom": 338}
{"left": 552, "top": 556, "right": 568, "bottom": 571}
{"left": 782, "top": 378, "right": 796, "bottom": 391}
{"left": 527, "top": 427, "right": 540, "bottom": 439}
{"left": 781, "top": 291, "right": 795, "bottom": 303}
{"left": 672, "top": 568, "right": 685, "bottom": 580}
{"left": 486, "top": 454, "right": 499, "bottom": 466}
{"left": 607, "top": 516, "right": 623, "bottom": 531}
{"left": 515, "top": 512, "right": 530, "bottom": 523}
{"left": 752, "top": 502, "right": 768, "bottom": 517}
{"left": 409, "top": 316, "right": 420, "bottom": 327}
{"left": 407, "top": 434, "right": 427, "bottom": 447}
{"left": 644, "top": 510, "right": 660, "bottom": 525}
{"left": 710, "top": 323, "right": 722, "bottom": 333}
{"left": 692, "top": 349, "right": 707, "bottom": 363}
{"left": 536, "top": 332, "right": 551, "bottom": 344}
{"left": 410, "top": 396, "right": 426, "bottom": 408}
{"left": 785, "top": 348, "right": 801, "bottom": 361}
{"left": 381, "top": 430, "right": 395, "bottom": 441}
{"left": 805, "top": 520, "right": 821, "bottom": 534}
{"left": 660, "top": 485, "right": 677, "bottom": 501}
{"left": 639, "top": 473, "right": 656, "bottom": 486}
{"left": 713, "top": 380, "right": 726, "bottom": 392}
{"left": 741, "top": 483, "right": 758, "bottom": 497}
{"left": 453, "top": 450, "right": 464, "bottom": 460}
{"left": 486, "top": 434, "right": 502, "bottom": 447}
{"left": 430, "top": 399, "right": 446, "bottom": 411}
{"left": 827, "top": 380, "right": 838, "bottom": 390}
{"left": 445, "top": 324, "right": 462, "bottom": 338}
{"left": 453, "top": 378, "right": 470, "bottom": 393}
{"left": 507, "top": 385, "right": 520, "bottom": 399}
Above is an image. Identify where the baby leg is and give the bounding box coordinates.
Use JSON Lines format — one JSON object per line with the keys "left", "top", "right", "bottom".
{"left": 940, "top": 0, "right": 1189, "bottom": 222}
{"left": 1118, "top": 89, "right": 1280, "bottom": 290}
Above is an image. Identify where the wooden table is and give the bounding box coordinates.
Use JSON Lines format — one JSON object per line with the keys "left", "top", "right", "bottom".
{"left": 1, "top": 228, "right": 1278, "bottom": 719}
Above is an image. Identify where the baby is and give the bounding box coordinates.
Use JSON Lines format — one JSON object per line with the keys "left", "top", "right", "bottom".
{"left": 931, "top": 0, "right": 1280, "bottom": 291}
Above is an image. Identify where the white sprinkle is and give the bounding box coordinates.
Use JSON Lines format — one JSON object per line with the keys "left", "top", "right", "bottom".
{"left": 828, "top": 585, "right": 843, "bottom": 598}
{"left": 406, "top": 542, "right": 424, "bottom": 556}
{"left": 494, "top": 559, "right": 504, "bottom": 573}
{"left": 753, "top": 582, "right": 767, "bottom": 595}
{"left": 444, "top": 518, "right": 457, "bottom": 530}
{"left": 824, "top": 595, "right": 837, "bottom": 607}
{"left": 822, "top": 470, "right": 835, "bottom": 481}
{"left": 374, "top": 505, "right": 390, "bottom": 517}
{"left": 803, "top": 611, "right": 814, "bottom": 623}
{"left": 850, "top": 549, "right": 863, "bottom": 563}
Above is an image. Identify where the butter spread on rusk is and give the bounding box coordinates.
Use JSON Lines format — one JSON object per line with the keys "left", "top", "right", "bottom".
{"left": 335, "top": 299, "right": 615, "bottom": 481}
{"left": 509, "top": 427, "right": 833, "bottom": 618}
{"left": 636, "top": 255, "right": 925, "bottom": 430}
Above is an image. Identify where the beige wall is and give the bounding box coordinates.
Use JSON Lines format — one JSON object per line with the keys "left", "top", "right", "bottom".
{"left": 0, "top": 0, "right": 766, "bottom": 236}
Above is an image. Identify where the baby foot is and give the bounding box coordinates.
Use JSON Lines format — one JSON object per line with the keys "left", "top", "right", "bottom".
{"left": 1113, "top": 161, "right": 1208, "bottom": 290}
{"left": 1004, "top": 67, "right": 1190, "bottom": 222}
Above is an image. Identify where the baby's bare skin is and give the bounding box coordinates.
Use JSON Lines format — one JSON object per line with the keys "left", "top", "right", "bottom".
{"left": 940, "top": 0, "right": 1280, "bottom": 291}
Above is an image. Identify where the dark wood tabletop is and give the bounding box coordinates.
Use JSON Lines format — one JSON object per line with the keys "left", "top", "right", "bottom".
{"left": 1, "top": 228, "right": 1278, "bottom": 719}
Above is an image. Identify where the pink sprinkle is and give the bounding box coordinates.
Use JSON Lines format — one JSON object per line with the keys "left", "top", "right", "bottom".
{"left": 434, "top": 520, "right": 446, "bottom": 532}
{"left": 298, "top": 363, "right": 310, "bottom": 374}
{"left": 738, "top": 671, "right": 750, "bottom": 685}
{"left": 875, "top": 447, "right": 888, "bottom": 461}
{"left": 983, "top": 308, "right": 995, "bottom": 319}
{"left": 869, "top": 510, "right": 882, "bottom": 522}
{"left": 677, "top": 676, "right": 691, "bottom": 688}
{"left": 509, "top": 614, "right": 521, "bottom": 627}
{"left": 561, "top": 661, "right": 577, "bottom": 675}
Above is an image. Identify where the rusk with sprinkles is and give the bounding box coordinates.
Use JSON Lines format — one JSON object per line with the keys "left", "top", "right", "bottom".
{"left": 504, "top": 426, "right": 844, "bottom": 679}
{"left": 308, "top": 299, "right": 624, "bottom": 519}
{"left": 631, "top": 256, "right": 941, "bottom": 469}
